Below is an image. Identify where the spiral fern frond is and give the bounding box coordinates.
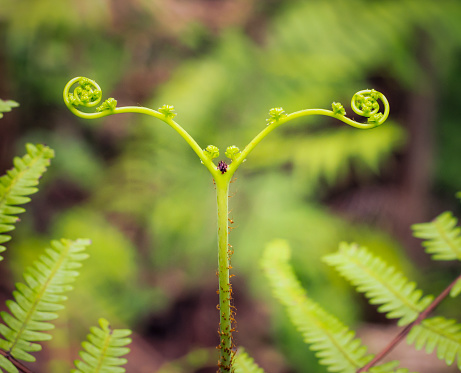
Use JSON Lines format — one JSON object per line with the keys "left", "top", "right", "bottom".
{"left": 412, "top": 211, "right": 461, "bottom": 261}
{"left": 234, "top": 348, "right": 265, "bottom": 373}
{"left": 407, "top": 316, "right": 461, "bottom": 370}
{"left": 72, "top": 318, "right": 131, "bottom": 373}
{"left": 261, "top": 239, "right": 374, "bottom": 373}
{"left": 0, "top": 238, "right": 90, "bottom": 372}
{"left": 0, "top": 143, "right": 54, "bottom": 259}
{"left": 323, "top": 243, "right": 433, "bottom": 326}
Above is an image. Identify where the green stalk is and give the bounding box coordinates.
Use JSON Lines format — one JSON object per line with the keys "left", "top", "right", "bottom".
{"left": 215, "top": 175, "right": 234, "bottom": 371}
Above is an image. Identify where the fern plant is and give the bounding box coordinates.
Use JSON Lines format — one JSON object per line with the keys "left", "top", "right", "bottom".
{"left": 256, "top": 201, "right": 461, "bottom": 373}
{"left": 63, "top": 76, "right": 390, "bottom": 372}
{"left": 0, "top": 144, "right": 132, "bottom": 372}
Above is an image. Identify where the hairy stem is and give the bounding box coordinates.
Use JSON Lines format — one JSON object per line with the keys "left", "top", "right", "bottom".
{"left": 357, "top": 272, "right": 461, "bottom": 372}
{"left": 216, "top": 177, "right": 234, "bottom": 372}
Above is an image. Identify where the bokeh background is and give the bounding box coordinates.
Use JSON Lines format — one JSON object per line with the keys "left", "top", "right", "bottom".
{"left": 1, "top": 0, "right": 461, "bottom": 372}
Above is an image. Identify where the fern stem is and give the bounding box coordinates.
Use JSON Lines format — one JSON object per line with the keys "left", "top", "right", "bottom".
{"left": 216, "top": 177, "right": 234, "bottom": 372}
{"left": 0, "top": 350, "right": 33, "bottom": 373}
{"left": 357, "top": 272, "right": 461, "bottom": 372}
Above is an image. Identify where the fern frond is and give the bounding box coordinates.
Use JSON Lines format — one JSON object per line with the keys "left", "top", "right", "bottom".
{"left": 407, "top": 316, "right": 461, "bottom": 370}
{"left": 412, "top": 211, "right": 461, "bottom": 261}
{"left": 72, "top": 318, "right": 132, "bottom": 373}
{"left": 323, "top": 243, "right": 433, "bottom": 326}
{"left": 261, "top": 239, "right": 374, "bottom": 373}
{"left": 0, "top": 143, "right": 54, "bottom": 258}
{"left": 234, "top": 348, "right": 265, "bottom": 373}
{"left": 0, "top": 238, "right": 90, "bottom": 372}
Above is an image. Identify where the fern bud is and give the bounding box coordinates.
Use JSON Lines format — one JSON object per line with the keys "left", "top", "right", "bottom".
{"left": 96, "top": 98, "right": 117, "bottom": 112}
{"left": 204, "top": 145, "right": 220, "bottom": 160}
{"left": 225, "top": 145, "right": 240, "bottom": 161}
{"left": 331, "top": 102, "right": 346, "bottom": 116}
{"left": 266, "top": 107, "right": 286, "bottom": 125}
{"left": 64, "top": 77, "right": 102, "bottom": 110}
{"left": 158, "top": 104, "right": 177, "bottom": 118}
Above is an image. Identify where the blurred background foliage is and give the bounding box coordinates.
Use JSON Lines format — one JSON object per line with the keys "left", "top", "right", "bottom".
{"left": 1, "top": 0, "right": 461, "bottom": 372}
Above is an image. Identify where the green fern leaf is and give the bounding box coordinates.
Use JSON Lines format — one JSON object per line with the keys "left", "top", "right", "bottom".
{"left": 0, "top": 238, "right": 90, "bottom": 370}
{"left": 407, "top": 316, "right": 461, "bottom": 370}
{"left": 262, "top": 239, "right": 374, "bottom": 373}
{"left": 323, "top": 243, "right": 433, "bottom": 326}
{"left": 0, "top": 143, "right": 54, "bottom": 258}
{"left": 368, "top": 360, "right": 412, "bottom": 373}
{"left": 451, "top": 278, "right": 461, "bottom": 298}
{"left": 412, "top": 211, "right": 461, "bottom": 261}
{"left": 71, "top": 318, "right": 132, "bottom": 373}
{"left": 234, "top": 348, "right": 265, "bottom": 373}
{"left": 0, "top": 100, "right": 19, "bottom": 119}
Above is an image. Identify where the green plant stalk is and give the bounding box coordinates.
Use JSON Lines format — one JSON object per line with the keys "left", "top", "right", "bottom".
{"left": 64, "top": 77, "right": 389, "bottom": 372}
{"left": 216, "top": 176, "right": 233, "bottom": 370}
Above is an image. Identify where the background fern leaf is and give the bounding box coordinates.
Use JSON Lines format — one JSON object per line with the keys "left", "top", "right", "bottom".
{"left": 71, "top": 318, "right": 132, "bottom": 373}
{"left": 407, "top": 316, "right": 461, "bottom": 370}
{"left": 261, "top": 239, "right": 374, "bottom": 373}
{"left": 323, "top": 243, "right": 433, "bottom": 326}
{"left": 0, "top": 238, "right": 90, "bottom": 371}
{"left": 0, "top": 100, "right": 18, "bottom": 119}
{"left": 368, "top": 360, "right": 413, "bottom": 373}
{"left": 412, "top": 211, "right": 461, "bottom": 261}
{"left": 0, "top": 143, "right": 54, "bottom": 258}
{"left": 234, "top": 348, "right": 265, "bottom": 373}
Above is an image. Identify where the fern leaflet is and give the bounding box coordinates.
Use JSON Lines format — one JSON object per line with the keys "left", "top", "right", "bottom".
{"left": 0, "top": 143, "right": 54, "bottom": 259}
{"left": 262, "top": 239, "right": 375, "bottom": 373}
{"left": 0, "top": 100, "right": 18, "bottom": 119}
{"left": 412, "top": 211, "right": 461, "bottom": 261}
{"left": 72, "top": 318, "right": 132, "bottom": 373}
{"left": 0, "top": 238, "right": 90, "bottom": 372}
{"left": 407, "top": 316, "right": 461, "bottom": 370}
{"left": 323, "top": 243, "right": 433, "bottom": 326}
{"left": 234, "top": 348, "right": 265, "bottom": 373}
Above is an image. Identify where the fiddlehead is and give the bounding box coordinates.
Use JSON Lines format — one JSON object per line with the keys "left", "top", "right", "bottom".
{"left": 63, "top": 77, "right": 217, "bottom": 174}
{"left": 349, "top": 89, "right": 389, "bottom": 127}
{"left": 63, "top": 77, "right": 107, "bottom": 119}
{"left": 227, "top": 89, "right": 390, "bottom": 176}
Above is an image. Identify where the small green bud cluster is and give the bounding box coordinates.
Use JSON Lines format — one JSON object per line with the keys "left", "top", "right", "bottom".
{"left": 331, "top": 102, "right": 346, "bottom": 116}
{"left": 367, "top": 112, "right": 384, "bottom": 124}
{"left": 204, "top": 145, "right": 220, "bottom": 160}
{"left": 68, "top": 78, "right": 101, "bottom": 106}
{"left": 159, "top": 104, "right": 177, "bottom": 118}
{"left": 266, "top": 107, "right": 287, "bottom": 125}
{"left": 354, "top": 90, "right": 379, "bottom": 115}
{"left": 225, "top": 146, "right": 240, "bottom": 161}
{"left": 97, "top": 98, "right": 117, "bottom": 112}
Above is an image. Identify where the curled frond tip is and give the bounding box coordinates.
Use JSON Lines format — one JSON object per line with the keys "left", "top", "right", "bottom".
{"left": 350, "top": 89, "right": 389, "bottom": 127}
{"left": 63, "top": 77, "right": 116, "bottom": 119}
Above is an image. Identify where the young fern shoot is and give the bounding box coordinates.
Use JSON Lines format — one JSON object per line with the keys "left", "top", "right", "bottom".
{"left": 63, "top": 76, "right": 389, "bottom": 372}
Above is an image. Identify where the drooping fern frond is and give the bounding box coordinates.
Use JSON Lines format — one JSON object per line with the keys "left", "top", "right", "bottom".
{"left": 323, "top": 243, "right": 433, "bottom": 326}
{"left": 71, "top": 318, "right": 132, "bottom": 373}
{"left": 0, "top": 100, "right": 18, "bottom": 119}
{"left": 234, "top": 348, "right": 265, "bottom": 373}
{"left": 407, "top": 316, "right": 461, "bottom": 370}
{"left": 0, "top": 238, "right": 90, "bottom": 372}
{"left": 412, "top": 211, "right": 461, "bottom": 261}
{"left": 0, "top": 143, "right": 54, "bottom": 259}
{"left": 262, "top": 239, "right": 374, "bottom": 372}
